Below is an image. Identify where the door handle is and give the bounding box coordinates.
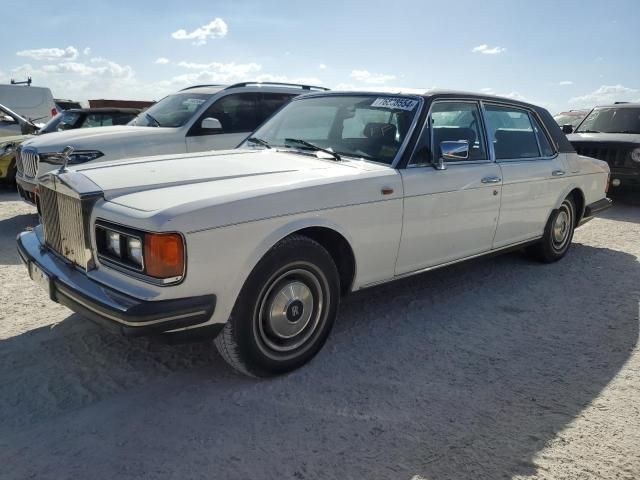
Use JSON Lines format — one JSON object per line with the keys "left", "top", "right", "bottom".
{"left": 481, "top": 176, "right": 501, "bottom": 184}
{"left": 552, "top": 170, "right": 566, "bottom": 176}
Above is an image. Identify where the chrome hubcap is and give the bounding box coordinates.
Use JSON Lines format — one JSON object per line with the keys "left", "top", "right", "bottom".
{"left": 267, "top": 281, "right": 313, "bottom": 339}
{"left": 257, "top": 267, "right": 325, "bottom": 354}
{"left": 553, "top": 210, "right": 569, "bottom": 243}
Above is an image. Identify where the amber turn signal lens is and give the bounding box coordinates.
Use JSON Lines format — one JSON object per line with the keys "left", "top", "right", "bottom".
{"left": 144, "top": 233, "right": 184, "bottom": 279}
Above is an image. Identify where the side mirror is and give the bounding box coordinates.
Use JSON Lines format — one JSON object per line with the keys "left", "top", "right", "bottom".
{"left": 1, "top": 114, "right": 15, "bottom": 123}
{"left": 435, "top": 140, "right": 469, "bottom": 170}
{"left": 201, "top": 117, "right": 222, "bottom": 130}
{"left": 561, "top": 124, "right": 574, "bottom": 134}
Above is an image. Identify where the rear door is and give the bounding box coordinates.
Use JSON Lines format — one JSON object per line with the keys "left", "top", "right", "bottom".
{"left": 396, "top": 100, "right": 502, "bottom": 274}
{"left": 485, "top": 103, "right": 568, "bottom": 247}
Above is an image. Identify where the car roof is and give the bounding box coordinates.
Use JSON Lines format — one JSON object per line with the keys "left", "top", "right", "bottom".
{"left": 300, "top": 89, "right": 544, "bottom": 110}
{"left": 179, "top": 82, "right": 329, "bottom": 95}
{"left": 594, "top": 102, "right": 640, "bottom": 109}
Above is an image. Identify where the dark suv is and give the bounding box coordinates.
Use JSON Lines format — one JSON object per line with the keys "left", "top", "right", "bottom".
{"left": 567, "top": 103, "right": 640, "bottom": 191}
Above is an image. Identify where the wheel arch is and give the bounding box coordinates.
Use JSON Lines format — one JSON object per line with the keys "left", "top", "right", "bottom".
{"left": 243, "top": 218, "right": 357, "bottom": 297}
{"left": 553, "top": 183, "right": 585, "bottom": 225}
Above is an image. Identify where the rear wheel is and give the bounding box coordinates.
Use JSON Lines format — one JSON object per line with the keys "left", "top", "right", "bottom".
{"left": 527, "top": 196, "right": 575, "bottom": 263}
{"left": 214, "top": 235, "right": 340, "bottom": 377}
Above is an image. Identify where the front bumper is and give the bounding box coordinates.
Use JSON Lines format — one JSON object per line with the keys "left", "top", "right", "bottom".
{"left": 609, "top": 168, "right": 640, "bottom": 190}
{"left": 17, "top": 230, "right": 218, "bottom": 337}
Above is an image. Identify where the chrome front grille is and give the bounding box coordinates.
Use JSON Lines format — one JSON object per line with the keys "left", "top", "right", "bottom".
{"left": 39, "top": 185, "right": 92, "bottom": 269}
{"left": 17, "top": 147, "right": 39, "bottom": 177}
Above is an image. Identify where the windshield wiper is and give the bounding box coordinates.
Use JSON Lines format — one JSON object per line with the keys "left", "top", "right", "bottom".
{"left": 145, "top": 113, "right": 162, "bottom": 127}
{"left": 246, "top": 137, "right": 271, "bottom": 149}
{"left": 284, "top": 138, "right": 341, "bottom": 161}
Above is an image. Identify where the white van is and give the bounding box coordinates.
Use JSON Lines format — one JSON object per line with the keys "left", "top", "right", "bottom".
{"left": 0, "top": 84, "right": 57, "bottom": 123}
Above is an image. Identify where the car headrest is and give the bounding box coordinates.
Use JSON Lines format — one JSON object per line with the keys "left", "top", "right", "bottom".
{"left": 363, "top": 122, "right": 397, "bottom": 142}
{"left": 432, "top": 127, "right": 476, "bottom": 146}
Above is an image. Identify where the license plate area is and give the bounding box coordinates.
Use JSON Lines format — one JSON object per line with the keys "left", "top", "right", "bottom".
{"left": 29, "top": 262, "right": 53, "bottom": 298}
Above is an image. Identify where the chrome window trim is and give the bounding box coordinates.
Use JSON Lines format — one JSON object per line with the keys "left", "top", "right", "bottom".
{"left": 481, "top": 100, "right": 560, "bottom": 163}
{"left": 407, "top": 98, "right": 490, "bottom": 169}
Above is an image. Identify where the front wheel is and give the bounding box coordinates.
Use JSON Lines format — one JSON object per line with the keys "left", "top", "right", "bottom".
{"left": 526, "top": 197, "right": 576, "bottom": 263}
{"left": 214, "top": 235, "right": 340, "bottom": 377}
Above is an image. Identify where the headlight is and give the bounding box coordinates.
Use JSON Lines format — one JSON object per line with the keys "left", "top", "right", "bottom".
{"left": 631, "top": 148, "right": 640, "bottom": 163}
{"left": 106, "top": 231, "right": 121, "bottom": 257}
{"left": 126, "top": 238, "right": 143, "bottom": 267}
{"left": 39, "top": 150, "right": 103, "bottom": 165}
{"left": 95, "top": 222, "right": 185, "bottom": 283}
{"left": 1, "top": 143, "right": 15, "bottom": 155}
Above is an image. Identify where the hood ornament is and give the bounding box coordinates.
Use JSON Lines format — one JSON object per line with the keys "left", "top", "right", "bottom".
{"left": 58, "top": 146, "right": 74, "bottom": 174}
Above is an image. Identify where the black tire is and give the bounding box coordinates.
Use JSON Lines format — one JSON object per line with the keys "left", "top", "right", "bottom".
{"left": 526, "top": 196, "right": 576, "bottom": 263}
{"left": 214, "top": 234, "right": 340, "bottom": 377}
{"left": 5, "top": 160, "right": 16, "bottom": 185}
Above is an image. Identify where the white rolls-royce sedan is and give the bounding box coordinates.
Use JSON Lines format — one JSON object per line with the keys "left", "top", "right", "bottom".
{"left": 17, "top": 91, "right": 611, "bottom": 377}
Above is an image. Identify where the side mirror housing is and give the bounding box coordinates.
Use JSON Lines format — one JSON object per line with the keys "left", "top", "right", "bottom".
{"left": 562, "top": 124, "right": 574, "bottom": 134}
{"left": 435, "top": 140, "right": 469, "bottom": 169}
{"left": 201, "top": 117, "right": 222, "bottom": 130}
{"left": 1, "top": 114, "right": 15, "bottom": 123}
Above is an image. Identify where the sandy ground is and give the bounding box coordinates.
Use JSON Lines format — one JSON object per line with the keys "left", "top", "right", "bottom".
{"left": 0, "top": 186, "right": 638, "bottom": 480}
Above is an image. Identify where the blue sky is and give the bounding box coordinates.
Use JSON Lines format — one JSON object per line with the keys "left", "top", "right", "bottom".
{"left": 1, "top": 0, "right": 639, "bottom": 112}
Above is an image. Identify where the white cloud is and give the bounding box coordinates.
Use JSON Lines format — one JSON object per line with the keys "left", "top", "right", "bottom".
{"left": 349, "top": 69, "right": 396, "bottom": 85}
{"left": 472, "top": 44, "right": 506, "bottom": 55}
{"left": 176, "top": 61, "right": 261, "bottom": 81}
{"left": 335, "top": 83, "right": 429, "bottom": 94}
{"left": 155, "top": 57, "right": 170, "bottom": 65}
{"left": 254, "top": 74, "right": 323, "bottom": 86}
{"left": 16, "top": 46, "right": 78, "bottom": 61}
{"left": 319, "top": 64, "right": 327, "bottom": 70}
{"left": 83, "top": 47, "right": 91, "bottom": 56}
{"left": 171, "top": 18, "right": 228, "bottom": 46}
{"left": 569, "top": 84, "right": 640, "bottom": 106}
{"left": 558, "top": 80, "right": 573, "bottom": 86}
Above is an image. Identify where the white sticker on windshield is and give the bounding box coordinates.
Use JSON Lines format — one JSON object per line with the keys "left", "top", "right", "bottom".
{"left": 183, "top": 98, "right": 206, "bottom": 106}
{"left": 371, "top": 97, "right": 419, "bottom": 111}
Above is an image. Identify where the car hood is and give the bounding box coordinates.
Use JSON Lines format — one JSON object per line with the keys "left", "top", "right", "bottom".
{"left": 73, "top": 149, "right": 397, "bottom": 229}
{"left": 567, "top": 132, "right": 640, "bottom": 144}
{"left": 21, "top": 125, "right": 175, "bottom": 151}
{"left": 0, "top": 134, "right": 32, "bottom": 145}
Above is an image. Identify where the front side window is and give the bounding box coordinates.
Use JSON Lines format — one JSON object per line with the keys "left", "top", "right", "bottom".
{"left": 485, "top": 105, "right": 540, "bottom": 159}
{"left": 576, "top": 107, "right": 640, "bottom": 134}
{"left": 410, "top": 101, "right": 487, "bottom": 165}
{"left": 245, "top": 94, "right": 421, "bottom": 165}
{"left": 129, "top": 93, "right": 211, "bottom": 128}
{"left": 190, "top": 93, "right": 259, "bottom": 135}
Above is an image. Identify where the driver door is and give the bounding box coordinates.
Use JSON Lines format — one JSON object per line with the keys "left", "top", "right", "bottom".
{"left": 395, "top": 100, "right": 502, "bottom": 275}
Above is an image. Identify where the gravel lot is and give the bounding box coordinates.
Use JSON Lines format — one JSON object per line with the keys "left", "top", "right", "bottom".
{"left": 0, "top": 187, "right": 638, "bottom": 480}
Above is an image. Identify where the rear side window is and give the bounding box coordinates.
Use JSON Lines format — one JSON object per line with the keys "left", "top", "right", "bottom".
{"left": 485, "top": 105, "right": 540, "bottom": 159}
{"left": 258, "top": 93, "right": 295, "bottom": 125}
{"left": 530, "top": 115, "right": 555, "bottom": 157}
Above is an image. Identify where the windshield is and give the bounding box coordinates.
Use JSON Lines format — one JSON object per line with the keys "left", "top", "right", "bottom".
{"left": 128, "top": 93, "right": 211, "bottom": 128}
{"left": 244, "top": 94, "right": 421, "bottom": 164}
{"left": 39, "top": 111, "right": 82, "bottom": 134}
{"left": 576, "top": 107, "right": 640, "bottom": 134}
{"left": 554, "top": 113, "right": 587, "bottom": 128}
